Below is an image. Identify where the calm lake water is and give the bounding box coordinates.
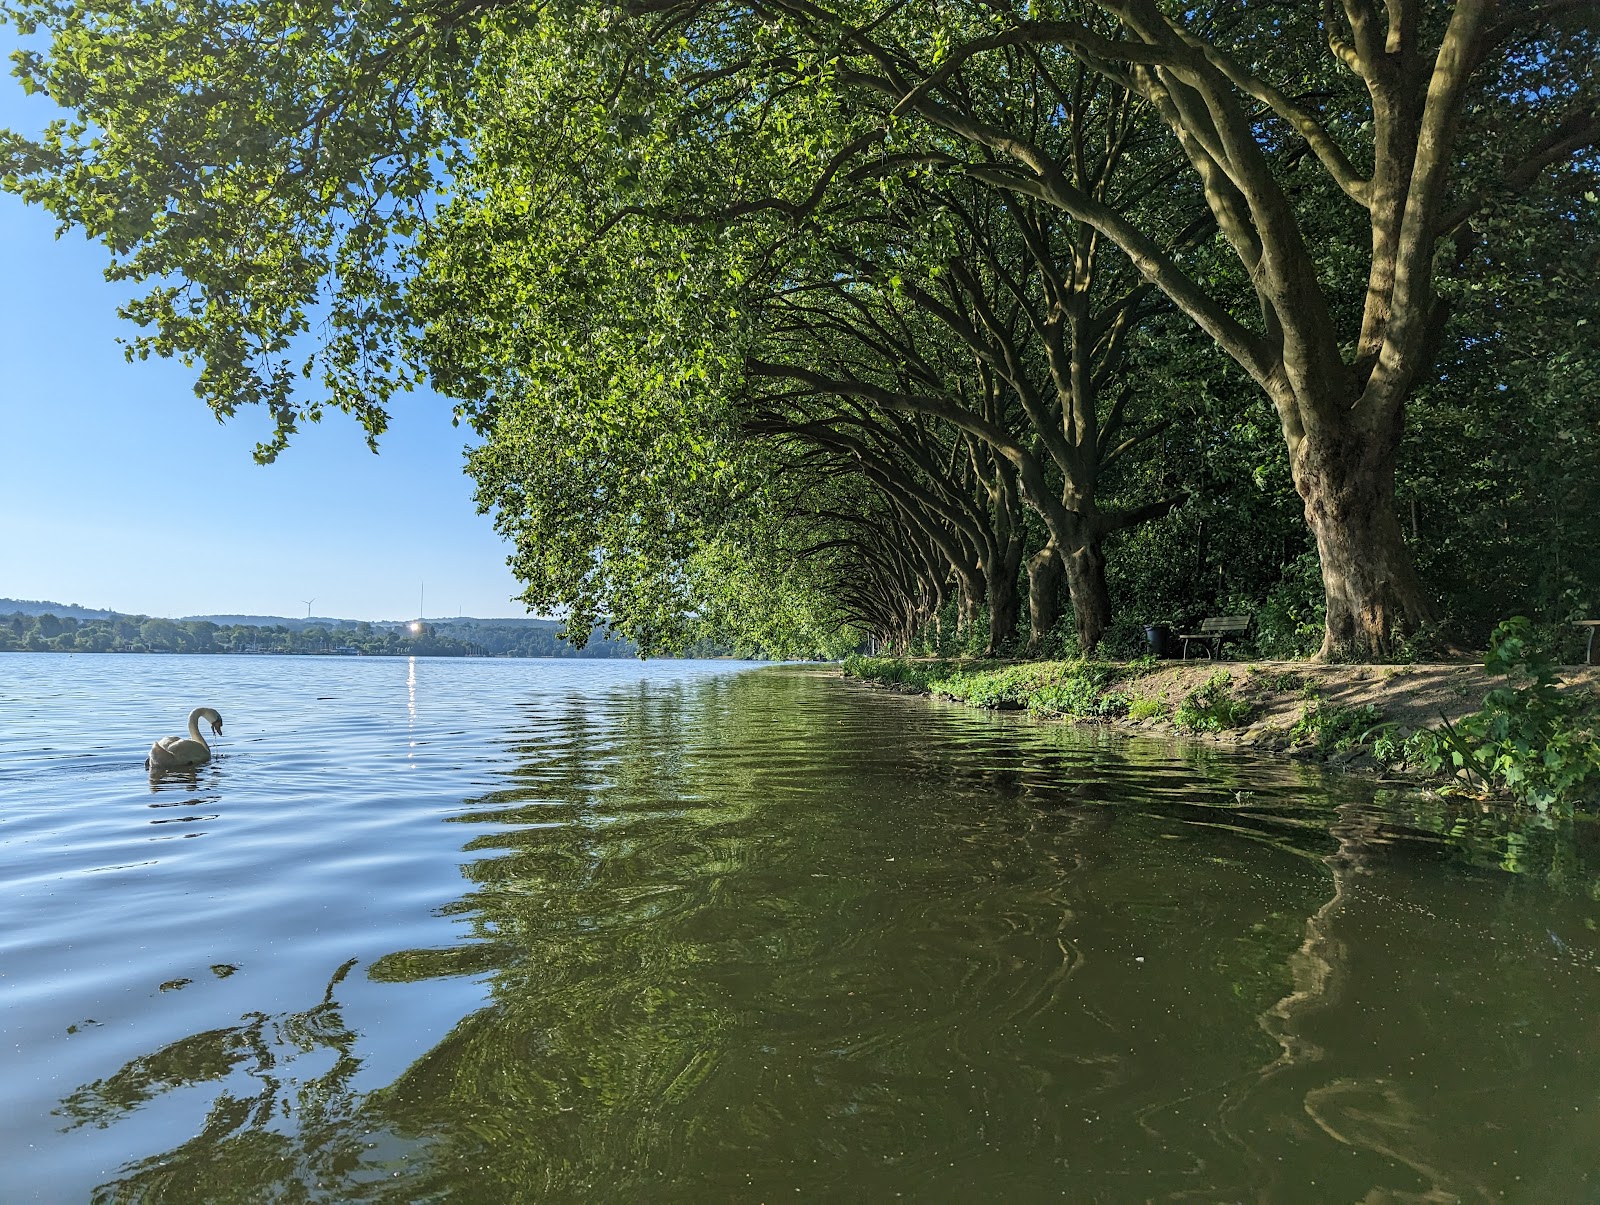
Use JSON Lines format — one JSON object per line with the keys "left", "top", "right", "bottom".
{"left": 2, "top": 653, "right": 1598, "bottom": 1201}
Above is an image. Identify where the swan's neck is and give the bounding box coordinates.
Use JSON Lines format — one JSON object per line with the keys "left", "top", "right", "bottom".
{"left": 185, "top": 708, "right": 210, "bottom": 748}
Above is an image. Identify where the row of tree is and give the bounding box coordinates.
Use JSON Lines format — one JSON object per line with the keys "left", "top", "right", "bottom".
{"left": 0, "top": 612, "right": 638, "bottom": 658}
{"left": 4, "top": 1, "right": 1595, "bottom": 659}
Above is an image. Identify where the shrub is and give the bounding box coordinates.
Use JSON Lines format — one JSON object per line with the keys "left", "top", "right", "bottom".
{"left": 1027, "top": 620, "right": 1082, "bottom": 661}
{"left": 1369, "top": 727, "right": 1402, "bottom": 764}
{"left": 933, "top": 664, "right": 1041, "bottom": 708}
{"left": 1096, "top": 612, "right": 1156, "bottom": 660}
{"left": 842, "top": 655, "right": 947, "bottom": 691}
{"left": 1425, "top": 617, "right": 1600, "bottom": 810}
{"left": 846, "top": 656, "right": 1135, "bottom": 719}
{"left": 1175, "top": 672, "right": 1255, "bottom": 732}
{"left": 1127, "top": 696, "right": 1168, "bottom": 721}
{"left": 1031, "top": 678, "right": 1129, "bottom": 718}
{"left": 1292, "top": 700, "right": 1385, "bottom": 752}
{"left": 1387, "top": 619, "right": 1458, "bottom": 664}
{"left": 1243, "top": 551, "right": 1323, "bottom": 659}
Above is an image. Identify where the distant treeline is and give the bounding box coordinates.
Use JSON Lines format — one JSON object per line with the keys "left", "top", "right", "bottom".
{"left": 0, "top": 611, "right": 638, "bottom": 658}
{"left": 0, "top": 597, "right": 121, "bottom": 621}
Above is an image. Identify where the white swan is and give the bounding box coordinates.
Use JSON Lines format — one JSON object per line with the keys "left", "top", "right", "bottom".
{"left": 146, "top": 707, "right": 224, "bottom": 771}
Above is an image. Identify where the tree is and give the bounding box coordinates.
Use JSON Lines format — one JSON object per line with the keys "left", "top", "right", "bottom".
{"left": 1399, "top": 184, "right": 1600, "bottom": 640}
{"left": 736, "top": 157, "right": 1193, "bottom": 651}
{"left": 860, "top": 2, "right": 1600, "bottom": 655}
{"left": 0, "top": 0, "right": 478, "bottom": 460}
{"left": 553, "top": 0, "right": 1599, "bottom": 656}
{"left": 5, "top": 0, "right": 1595, "bottom": 658}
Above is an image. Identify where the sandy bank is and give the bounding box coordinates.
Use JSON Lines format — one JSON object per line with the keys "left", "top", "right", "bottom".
{"left": 844, "top": 656, "right": 1600, "bottom": 789}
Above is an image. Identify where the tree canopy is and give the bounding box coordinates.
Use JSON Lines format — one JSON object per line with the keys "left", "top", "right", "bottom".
{"left": 4, "top": 0, "right": 1596, "bottom": 659}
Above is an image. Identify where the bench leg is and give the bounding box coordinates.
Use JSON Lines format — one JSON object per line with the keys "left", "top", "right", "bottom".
{"left": 1589, "top": 627, "right": 1596, "bottom": 667}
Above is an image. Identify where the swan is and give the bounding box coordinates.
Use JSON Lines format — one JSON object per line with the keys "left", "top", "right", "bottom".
{"left": 146, "top": 707, "right": 224, "bottom": 771}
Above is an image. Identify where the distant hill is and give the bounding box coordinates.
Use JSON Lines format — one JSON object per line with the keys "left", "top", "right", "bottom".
{"left": 179, "top": 613, "right": 581, "bottom": 636}
{"left": 2, "top": 599, "right": 637, "bottom": 657}
{"left": 181, "top": 613, "right": 348, "bottom": 631}
{"left": 3, "top": 600, "right": 559, "bottom": 632}
{"left": 0, "top": 598, "right": 123, "bottom": 620}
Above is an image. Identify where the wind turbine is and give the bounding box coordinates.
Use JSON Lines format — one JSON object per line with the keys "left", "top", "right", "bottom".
{"left": 302, "top": 598, "right": 317, "bottom": 620}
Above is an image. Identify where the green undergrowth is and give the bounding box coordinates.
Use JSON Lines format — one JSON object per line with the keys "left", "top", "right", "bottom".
{"left": 1174, "top": 672, "right": 1255, "bottom": 733}
{"left": 1127, "top": 696, "right": 1168, "bottom": 722}
{"left": 1340, "top": 620, "right": 1600, "bottom": 810}
{"left": 848, "top": 623, "right": 1600, "bottom": 811}
{"left": 1407, "top": 618, "right": 1600, "bottom": 810}
{"left": 1292, "top": 698, "right": 1385, "bottom": 752}
{"left": 842, "top": 655, "right": 1154, "bottom": 720}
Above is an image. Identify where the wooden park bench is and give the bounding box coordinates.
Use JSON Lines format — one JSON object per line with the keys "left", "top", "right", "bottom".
{"left": 1177, "top": 614, "right": 1252, "bottom": 661}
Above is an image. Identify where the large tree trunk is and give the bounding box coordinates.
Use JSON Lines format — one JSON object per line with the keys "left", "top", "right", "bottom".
{"left": 1292, "top": 427, "right": 1434, "bottom": 659}
{"left": 955, "top": 570, "right": 984, "bottom": 641}
{"left": 987, "top": 565, "right": 1021, "bottom": 655}
{"left": 1064, "top": 539, "right": 1113, "bottom": 655}
{"left": 983, "top": 529, "right": 1026, "bottom": 656}
{"left": 1025, "top": 542, "right": 1065, "bottom": 655}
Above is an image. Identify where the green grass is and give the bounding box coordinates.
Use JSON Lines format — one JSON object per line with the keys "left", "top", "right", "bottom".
{"left": 1291, "top": 700, "right": 1385, "bottom": 752}
{"left": 841, "top": 656, "right": 951, "bottom": 692}
{"left": 1127, "top": 696, "right": 1168, "bottom": 721}
{"left": 1173, "top": 672, "right": 1255, "bottom": 733}
{"left": 844, "top": 655, "right": 1130, "bottom": 718}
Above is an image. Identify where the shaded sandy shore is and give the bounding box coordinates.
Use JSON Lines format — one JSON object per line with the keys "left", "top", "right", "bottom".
{"left": 1119, "top": 659, "right": 1598, "bottom": 739}
{"left": 848, "top": 658, "right": 1600, "bottom": 783}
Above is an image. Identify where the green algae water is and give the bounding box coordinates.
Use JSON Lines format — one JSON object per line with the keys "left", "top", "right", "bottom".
{"left": 3, "top": 654, "right": 1598, "bottom": 1200}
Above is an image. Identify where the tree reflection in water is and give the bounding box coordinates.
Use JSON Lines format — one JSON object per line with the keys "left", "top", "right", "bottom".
{"left": 1222, "top": 795, "right": 1600, "bottom": 1202}
{"left": 60, "top": 959, "right": 432, "bottom": 1201}
{"left": 62, "top": 670, "right": 1600, "bottom": 1202}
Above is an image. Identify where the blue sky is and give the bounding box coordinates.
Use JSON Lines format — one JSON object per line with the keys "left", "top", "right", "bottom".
{"left": 0, "top": 37, "right": 530, "bottom": 622}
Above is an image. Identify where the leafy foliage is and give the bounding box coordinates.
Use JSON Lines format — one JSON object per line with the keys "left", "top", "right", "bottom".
{"left": 2, "top": 0, "right": 1597, "bottom": 664}
{"left": 1425, "top": 618, "right": 1600, "bottom": 810}
{"left": 844, "top": 656, "right": 1130, "bottom": 718}
{"left": 1127, "top": 696, "right": 1167, "bottom": 722}
{"left": 1291, "top": 700, "right": 1386, "bottom": 753}
{"left": 1173, "top": 673, "right": 1254, "bottom": 734}
{"left": 0, "top": 0, "right": 476, "bottom": 461}
{"left": 841, "top": 655, "right": 947, "bottom": 693}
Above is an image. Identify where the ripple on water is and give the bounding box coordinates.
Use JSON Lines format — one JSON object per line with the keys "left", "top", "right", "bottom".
{"left": 2, "top": 655, "right": 1599, "bottom": 1201}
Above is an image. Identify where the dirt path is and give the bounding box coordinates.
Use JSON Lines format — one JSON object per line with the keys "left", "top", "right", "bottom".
{"left": 1123, "top": 660, "right": 1595, "bottom": 732}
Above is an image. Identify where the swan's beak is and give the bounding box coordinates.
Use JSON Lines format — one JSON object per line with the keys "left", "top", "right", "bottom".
{"left": 211, "top": 720, "right": 224, "bottom": 736}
